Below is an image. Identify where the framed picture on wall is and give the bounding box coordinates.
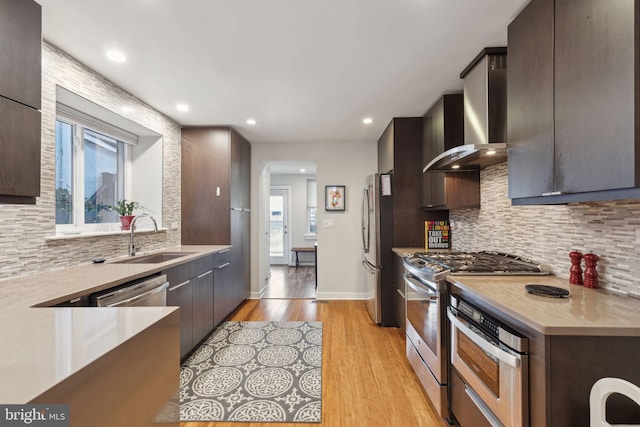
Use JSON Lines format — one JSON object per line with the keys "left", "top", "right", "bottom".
{"left": 325, "top": 185, "right": 345, "bottom": 211}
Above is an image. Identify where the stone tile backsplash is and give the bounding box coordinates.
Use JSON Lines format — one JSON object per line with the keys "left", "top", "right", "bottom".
{"left": 0, "top": 42, "right": 181, "bottom": 280}
{"left": 450, "top": 162, "right": 640, "bottom": 296}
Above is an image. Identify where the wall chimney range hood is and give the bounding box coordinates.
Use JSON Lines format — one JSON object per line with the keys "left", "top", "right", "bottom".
{"left": 423, "top": 142, "right": 507, "bottom": 172}
{"left": 424, "top": 47, "right": 508, "bottom": 172}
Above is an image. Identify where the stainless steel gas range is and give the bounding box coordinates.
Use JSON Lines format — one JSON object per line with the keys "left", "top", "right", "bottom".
{"left": 402, "top": 251, "right": 548, "bottom": 425}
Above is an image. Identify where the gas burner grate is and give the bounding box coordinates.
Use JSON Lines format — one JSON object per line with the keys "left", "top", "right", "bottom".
{"left": 413, "top": 251, "right": 547, "bottom": 274}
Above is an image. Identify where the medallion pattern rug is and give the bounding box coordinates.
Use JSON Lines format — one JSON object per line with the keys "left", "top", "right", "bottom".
{"left": 180, "top": 320, "right": 323, "bottom": 423}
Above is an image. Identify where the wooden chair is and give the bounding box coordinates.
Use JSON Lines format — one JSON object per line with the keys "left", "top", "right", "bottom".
{"left": 590, "top": 377, "right": 640, "bottom": 427}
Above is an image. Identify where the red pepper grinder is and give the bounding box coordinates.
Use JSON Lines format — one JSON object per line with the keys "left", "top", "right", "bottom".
{"left": 583, "top": 253, "right": 600, "bottom": 288}
{"left": 569, "top": 251, "right": 584, "bottom": 285}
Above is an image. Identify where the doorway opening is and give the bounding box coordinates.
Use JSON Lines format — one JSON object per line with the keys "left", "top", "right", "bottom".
{"left": 261, "top": 161, "right": 317, "bottom": 299}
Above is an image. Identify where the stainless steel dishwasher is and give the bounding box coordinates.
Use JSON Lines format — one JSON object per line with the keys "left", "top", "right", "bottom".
{"left": 92, "top": 274, "right": 169, "bottom": 307}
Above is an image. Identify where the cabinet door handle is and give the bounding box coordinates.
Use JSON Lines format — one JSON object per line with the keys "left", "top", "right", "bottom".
{"left": 541, "top": 191, "right": 563, "bottom": 196}
{"left": 197, "top": 270, "right": 213, "bottom": 279}
{"left": 216, "top": 262, "right": 231, "bottom": 269}
{"left": 168, "top": 280, "right": 190, "bottom": 292}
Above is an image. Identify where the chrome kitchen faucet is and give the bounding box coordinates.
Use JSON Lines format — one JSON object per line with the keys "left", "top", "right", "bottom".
{"left": 129, "top": 213, "right": 158, "bottom": 256}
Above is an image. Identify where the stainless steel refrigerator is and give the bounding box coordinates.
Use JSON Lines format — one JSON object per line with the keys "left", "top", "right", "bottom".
{"left": 361, "top": 173, "right": 394, "bottom": 325}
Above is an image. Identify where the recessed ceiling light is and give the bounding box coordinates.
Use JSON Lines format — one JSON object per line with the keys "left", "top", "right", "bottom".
{"left": 363, "top": 117, "right": 373, "bottom": 125}
{"left": 246, "top": 119, "right": 257, "bottom": 125}
{"left": 176, "top": 103, "right": 189, "bottom": 112}
{"left": 451, "top": 165, "right": 460, "bottom": 169}
{"left": 300, "top": 168, "right": 306, "bottom": 173}
{"left": 106, "top": 49, "right": 126, "bottom": 63}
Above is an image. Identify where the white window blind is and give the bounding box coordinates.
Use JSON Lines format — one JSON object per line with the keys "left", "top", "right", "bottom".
{"left": 307, "top": 179, "right": 317, "bottom": 208}
{"left": 56, "top": 103, "right": 138, "bottom": 145}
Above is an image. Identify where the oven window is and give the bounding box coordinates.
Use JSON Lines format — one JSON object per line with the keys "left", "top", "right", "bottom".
{"left": 407, "top": 292, "right": 439, "bottom": 356}
{"left": 457, "top": 329, "right": 500, "bottom": 398}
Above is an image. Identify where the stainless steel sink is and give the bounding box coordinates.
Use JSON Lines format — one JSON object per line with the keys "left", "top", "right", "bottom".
{"left": 115, "top": 252, "right": 195, "bottom": 264}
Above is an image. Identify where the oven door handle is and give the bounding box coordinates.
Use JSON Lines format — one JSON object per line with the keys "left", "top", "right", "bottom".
{"left": 404, "top": 274, "right": 438, "bottom": 297}
{"left": 447, "top": 308, "right": 521, "bottom": 368}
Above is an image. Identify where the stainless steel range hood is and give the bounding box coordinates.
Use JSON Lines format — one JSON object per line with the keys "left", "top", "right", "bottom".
{"left": 424, "top": 47, "right": 507, "bottom": 172}
{"left": 423, "top": 142, "right": 507, "bottom": 172}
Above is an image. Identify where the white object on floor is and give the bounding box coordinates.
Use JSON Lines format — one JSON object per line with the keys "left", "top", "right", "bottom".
{"left": 590, "top": 377, "right": 640, "bottom": 427}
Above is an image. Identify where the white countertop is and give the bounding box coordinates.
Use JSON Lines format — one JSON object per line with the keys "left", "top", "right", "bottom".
{"left": 0, "top": 245, "right": 230, "bottom": 403}
{"left": 447, "top": 274, "right": 640, "bottom": 336}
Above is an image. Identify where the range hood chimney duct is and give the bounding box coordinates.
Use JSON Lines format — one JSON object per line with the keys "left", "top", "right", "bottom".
{"left": 424, "top": 47, "right": 508, "bottom": 172}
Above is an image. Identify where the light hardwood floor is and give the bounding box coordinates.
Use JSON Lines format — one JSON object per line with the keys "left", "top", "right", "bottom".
{"left": 262, "top": 266, "right": 316, "bottom": 299}
{"left": 181, "top": 299, "right": 449, "bottom": 427}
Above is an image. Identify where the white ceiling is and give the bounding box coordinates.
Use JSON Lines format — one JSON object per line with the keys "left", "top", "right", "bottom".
{"left": 37, "top": 0, "right": 529, "bottom": 145}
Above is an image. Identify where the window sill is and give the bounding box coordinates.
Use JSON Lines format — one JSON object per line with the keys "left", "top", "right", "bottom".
{"left": 46, "top": 228, "right": 167, "bottom": 241}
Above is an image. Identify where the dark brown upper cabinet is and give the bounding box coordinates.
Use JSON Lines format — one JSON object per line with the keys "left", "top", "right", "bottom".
{"left": 0, "top": 0, "right": 42, "bottom": 204}
{"left": 508, "top": 0, "right": 640, "bottom": 204}
{"left": 0, "top": 98, "right": 41, "bottom": 202}
{"left": 0, "top": 0, "right": 42, "bottom": 109}
{"left": 422, "top": 94, "right": 480, "bottom": 210}
{"left": 377, "top": 120, "right": 396, "bottom": 174}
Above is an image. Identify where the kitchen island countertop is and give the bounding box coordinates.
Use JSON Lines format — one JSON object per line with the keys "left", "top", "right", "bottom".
{"left": 447, "top": 274, "right": 640, "bottom": 336}
{"left": 0, "top": 245, "right": 230, "bottom": 404}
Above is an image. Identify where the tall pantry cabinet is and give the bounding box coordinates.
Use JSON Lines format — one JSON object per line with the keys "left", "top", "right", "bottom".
{"left": 377, "top": 117, "right": 448, "bottom": 330}
{"left": 181, "top": 126, "right": 251, "bottom": 321}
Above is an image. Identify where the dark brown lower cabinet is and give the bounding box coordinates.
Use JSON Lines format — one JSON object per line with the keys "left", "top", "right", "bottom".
{"left": 213, "top": 249, "right": 233, "bottom": 327}
{"left": 228, "top": 209, "right": 250, "bottom": 310}
{"left": 192, "top": 268, "right": 214, "bottom": 345}
{"left": 393, "top": 252, "right": 406, "bottom": 333}
{"left": 166, "top": 277, "right": 193, "bottom": 359}
{"left": 531, "top": 335, "right": 640, "bottom": 427}
{"left": 164, "top": 255, "right": 215, "bottom": 360}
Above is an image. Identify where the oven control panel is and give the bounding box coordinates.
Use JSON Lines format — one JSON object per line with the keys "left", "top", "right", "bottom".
{"left": 451, "top": 294, "right": 529, "bottom": 353}
{"left": 456, "top": 300, "right": 500, "bottom": 338}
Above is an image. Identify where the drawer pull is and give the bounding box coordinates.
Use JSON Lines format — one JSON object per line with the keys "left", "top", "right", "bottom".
{"left": 168, "top": 280, "right": 190, "bottom": 292}
{"left": 197, "top": 270, "right": 213, "bottom": 279}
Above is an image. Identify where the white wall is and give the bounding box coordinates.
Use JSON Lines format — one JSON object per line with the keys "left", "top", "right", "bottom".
{"left": 250, "top": 142, "right": 377, "bottom": 299}
{"left": 258, "top": 167, "right": 271, "bottom": 293}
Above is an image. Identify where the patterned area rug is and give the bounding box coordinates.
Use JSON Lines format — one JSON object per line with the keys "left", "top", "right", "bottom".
{"left": 180, "top": 320, "right": 323, "bottom": 423}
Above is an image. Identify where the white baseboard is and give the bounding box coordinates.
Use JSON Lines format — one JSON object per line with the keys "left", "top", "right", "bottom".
{"left": 248, "top": 291, "right": 368, "bottom": 300}
{"left": 314, "top": 291, "right": 368, "bottom": 300}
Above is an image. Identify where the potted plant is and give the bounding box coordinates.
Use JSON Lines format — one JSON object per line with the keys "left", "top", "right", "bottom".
{"left": 109, "top": 199, "right": 143, "bottom": 230}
